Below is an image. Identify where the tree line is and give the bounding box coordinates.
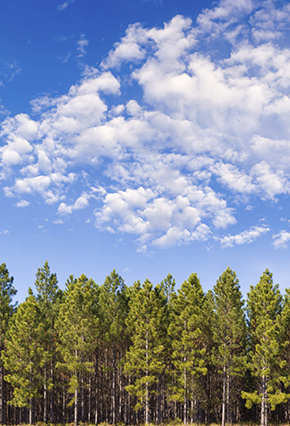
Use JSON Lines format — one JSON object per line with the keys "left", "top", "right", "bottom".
{"left": 0, "top": 261, "right": 290, "bottom": 426}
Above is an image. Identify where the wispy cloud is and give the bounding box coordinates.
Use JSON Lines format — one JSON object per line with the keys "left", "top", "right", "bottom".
{"left": 0, "top": 60, "right": 21, "bottom": 85}
{"left": 76, "top": 34, "right": 89, "bottom": 58}
{"left": 219, "top": 225, "right": 270, "bottom": 248}
{"left": 57, "top": 0, "right": 75, "bottom": 11}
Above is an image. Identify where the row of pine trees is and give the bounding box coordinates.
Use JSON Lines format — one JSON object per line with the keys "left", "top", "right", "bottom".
{"left": 0, "top": 262, "right": 290, "bottom": 426}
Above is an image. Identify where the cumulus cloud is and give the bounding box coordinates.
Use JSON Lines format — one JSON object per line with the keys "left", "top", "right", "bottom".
{"left": 16, "top": 200, "right": 30, "bottom": 208}
{"left": 58, "top": 192, "right": 90, "bottom": 215}
{"left": 272, "top": 230, "right": 290, "bottom": 249}
{"left": 1, "top": 1, "right": 290, "bottom": 250}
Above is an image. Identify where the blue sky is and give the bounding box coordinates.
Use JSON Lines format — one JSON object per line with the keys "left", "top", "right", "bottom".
{"left": 1, "top": 0, "right": 290, "bottom": 302}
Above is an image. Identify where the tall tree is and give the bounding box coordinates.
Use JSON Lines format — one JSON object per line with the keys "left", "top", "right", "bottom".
{"left": 0, "top": 263, "right": 17, "bottom": 425}
{"left": 168, "top": 273, "right": 207, "bottom": 425}
{"left": 125, "top": 279, "right": 168, "bottom": 425}
{"left": 56, "top": 274, "right": 98, "bottom": 426}
{"left": 212, "top": 267, "right": 247, "bottom": 426}
{"left": 242, "top": 269, "right": 288, "bottom": 426}
{"left": 2, "top": 290, "right": 45, "bottom": 424}
{"left": 99, "top": 270, "right": 128, "bottom": 424}
{"left": 35, "top": 261, "right": 61, "bottom": 423}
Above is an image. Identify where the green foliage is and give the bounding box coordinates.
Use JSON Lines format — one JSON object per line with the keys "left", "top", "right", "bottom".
{"left": 56, "top": 274, "right": 99, "bottom": 398}
{"left": 2, "top": 294, "right": 46, "bottom": 407}
{"left": 168, "top": 273, "right": 207, "bottom": 407}
{"left": 124, "top": 279, "right": 168, "bottom": 414}
{"left": 244, "top": 269, "right": 289, "bottom": 419}
{"left": 0, "top": 263, "right": 17, "bottom": 347}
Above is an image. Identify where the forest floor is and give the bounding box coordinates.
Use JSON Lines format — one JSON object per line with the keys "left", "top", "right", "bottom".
{"left": 8, "top": 422, "right": 290, "bottom": 426}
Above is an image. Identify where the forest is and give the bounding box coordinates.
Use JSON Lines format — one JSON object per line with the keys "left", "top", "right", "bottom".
{"left": 0, "top": 262, "right": 289, "bottom": 426}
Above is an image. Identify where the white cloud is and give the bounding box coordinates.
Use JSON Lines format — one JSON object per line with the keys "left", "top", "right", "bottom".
{"left": 2, "top": 2, "right": 290, "bottom": 250}
{"left": 272, "top": 230, "right": 290, "bottom": 249}
{"left": 16, "top": 200, "right": 30, "bottom": 208}
{"left": 219, "top": 225, "right": 270, "bottom": 248}
{"left": 58, "top": 192, "right": 91, "bottom": 215}
{"left": 57, "top": 0, "right": 75, "bottom": 11}
{"left": 102, "top": 23, "right": 148, "bottom": 69}
{"left": 76, "top": 34, "right": 89, "bottom": 58}
{"left": 53, "top": 219, "right": 64, "bottom": 224}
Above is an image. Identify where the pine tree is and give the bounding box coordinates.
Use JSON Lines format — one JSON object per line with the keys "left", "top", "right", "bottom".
{"left": 2, "top": 290, "right": 46, "bottom": 424}
{"left": 212, "top": 267, "right": 247, "bottom": 426}
{"left": 201, "top": 290, "right": 220, "bottom": 424}
{"left": 99, "top": 270, "right": 128, "bottom": 424}
{"left": 56, "top": 274, "right": 98, "bottom": 426}
{"left": 125, "top": 279, "right": 168, "bottom": 425}
{"left": 0, "top": 263, "right": 17, "bottom": 425}
{"left": 242, "top": 269, "right": 289, "bottom": 426}
{"left": 35, "top": 261, "right": 61, "bottom": 423}
{"left": 168, "top": 273, "right": 207, "bottom": 425}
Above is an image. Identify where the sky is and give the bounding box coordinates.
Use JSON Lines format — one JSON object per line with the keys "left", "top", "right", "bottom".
{"left": 1, "top": 0, "right": 290, "bottom": 303}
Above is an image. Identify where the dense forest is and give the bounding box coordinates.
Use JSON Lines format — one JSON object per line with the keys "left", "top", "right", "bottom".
{"left": 0, "top": 262, "right": 290, "bottom": 426}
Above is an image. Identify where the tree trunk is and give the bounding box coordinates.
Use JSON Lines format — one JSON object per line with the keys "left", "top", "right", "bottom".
{"left": 88, "top": 371, "right": 91, "bottom": 423}
{"left": 226, "top": 363, "right": 230, "bottom": 424}
{"left": 62, "top": 387, "right": 66, "bottom": 424}
{"left": 222, "top": 364, "right": 226, "bottom": 426}
{"left": 261, "top": 374, "right": 268, "bottom": 426}
{"left": 0, "top": 360, "right": 3, "bottom": 425}
{"left": 74, "top": 384, "right": 78, "bottom": 426}
{"left": 50, "top": 356, "right": 54, "bottom": 423}
{"left": 113, "top": 343, "right": 116, "bottom": 425}
{"left": 29, "top": 398, "right": 33, "bottom": 425}
{"left": 119, "top": 363, "right": 122, "bottom": 423}
{"left": 95, "top": 348, "right": 99, "bottom": 425}
{"left": 128, "top": 375, "right": 131, "bottom": 425}
{"left": 44, "top": 363, "right": 47, "bottom": 423}
{"left": 191, "top": 395, "right": 194, "bottom": 425}
{"left": 75, "top": 348, "right": 78, "bottom": 426}
{"left": 81, "top": 369, "right": 84, "bottom": 422}
{"left": 145, "top": 330, "right": 149, "bottom": 425}
{"left": 184, "top": 365, "right": 187, "bottom": 425}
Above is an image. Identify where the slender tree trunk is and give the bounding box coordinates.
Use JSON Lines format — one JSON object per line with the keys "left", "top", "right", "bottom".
{"left": 261, "top": 374, "right": 268, "bottom": 426}
{"left": 145, "top": 330, "right": 149, "bottom": 425}
{"left": 81, "top": 369, "right": 84, "bottom": 422}
{"left": 74, "top": 383, "right": 78, "bottom": 426}
{"left": 44, "top": 363, "right": 47, "bottom": 423}
{"left": 75, "top": 348, "right": 78, "bottom": 426}
{"left": 105, "top": 352, "right": 108, "bottom": 423}
{"left": 191, "top": 394, "right": 194, "bottom": 425}
{"left": 128, "top": 375, "right": 131, "bottom": 425}
{"left": 226, "top": 363, "right": 230, "bottom": 424}
{"left": 113, "top": 343, "right": 116, "bottom": 425}
{"left": 50, "top": 356, "right": 54, "bottom": 423}
{"left": 29, "top": 398, "right": 33, "bottom": 425}
{"left": 119, "top": 363, "right": 122, "bottom": 423}
{"left": 62, "top": 387, "right": 66, "bottom": 424}
{"left": 261, "top": 375, "right": 265, "bottom": 426}
{"left": 88, "top": 371, "right": 91, "bottom": 423}
{"left": 95, "top": 348, "right": 99, "bottom": 425}
{"left": 222, "top": 364, "right": 226, "bottom": 426}
{"left": 184, "top": 365, "right": 187, "bottom": 425}
{"left": 81, "top": 336, "right": 84, "bottom": 423}
{"left": 100, "top": 353, "right": 103, "bottom": 423}
{"left": 0, "top": 360, "right": 3, "bottom": 425}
